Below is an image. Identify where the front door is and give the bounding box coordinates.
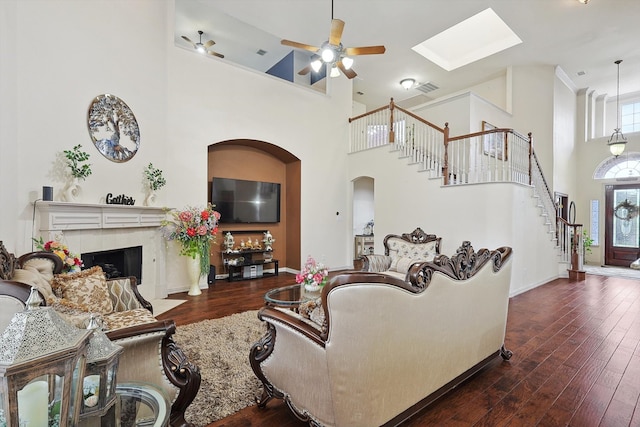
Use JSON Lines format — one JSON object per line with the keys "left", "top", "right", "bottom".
{"left": 605, "top": 184, "right": 640, "bottom": 266}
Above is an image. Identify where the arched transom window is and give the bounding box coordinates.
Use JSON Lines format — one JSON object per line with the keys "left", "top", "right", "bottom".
{"left": 594, "top": 152, "right": 640, "bottom": 179}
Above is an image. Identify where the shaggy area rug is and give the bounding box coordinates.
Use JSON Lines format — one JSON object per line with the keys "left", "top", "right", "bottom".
{"left": 173, "top": 310, "right": 267, "bottom": 427}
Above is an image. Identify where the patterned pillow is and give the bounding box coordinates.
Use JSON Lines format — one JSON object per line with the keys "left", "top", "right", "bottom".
{"left": 51, "top": 266, "right": 113, "bottom": 315}
{"left": 107, "top": 277, "right": 143, "bottom": 312}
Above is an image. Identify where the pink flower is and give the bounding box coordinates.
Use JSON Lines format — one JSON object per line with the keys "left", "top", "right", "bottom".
{"left": 197, "top": 225, "right": 208, "bottom": 236}
{"left": 179, "top": 211, "right": 193, "bottom": 222}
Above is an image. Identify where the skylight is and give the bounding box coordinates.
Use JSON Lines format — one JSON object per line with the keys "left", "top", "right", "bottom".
{"left": 411, "top": 8, "right": 522, "bottom": 72}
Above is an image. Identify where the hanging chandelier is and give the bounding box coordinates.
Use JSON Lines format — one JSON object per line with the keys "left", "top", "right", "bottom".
{"left": 608, "top": 59, "right": 627, "bottom": 157}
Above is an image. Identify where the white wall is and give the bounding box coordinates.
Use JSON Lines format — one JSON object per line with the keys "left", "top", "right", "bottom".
{"left": 553, "top": 70, "right": 578, "bottom": 199}
{"left": 1, "top": 0, "right": 354, "bottom": 295}
{"left": 347, "top": 146, "right": 559, "bottom": 296}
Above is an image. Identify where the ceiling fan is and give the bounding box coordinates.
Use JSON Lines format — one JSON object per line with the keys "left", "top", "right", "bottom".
{"left": 181, "top": 30, "right": 224, "bottom": 59}
{"left": 281, "top": 3, "right": 385, "bottom": 79}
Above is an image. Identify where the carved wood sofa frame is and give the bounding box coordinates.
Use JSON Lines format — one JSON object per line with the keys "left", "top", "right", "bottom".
{"left": 0, "top": 241, "right": 200, "bottom": 427}
{"left": 359, "top": 227, "right": 442, "bottom": 280}
{"left": 250, "top": 241, "right": 513, "bottom": 427}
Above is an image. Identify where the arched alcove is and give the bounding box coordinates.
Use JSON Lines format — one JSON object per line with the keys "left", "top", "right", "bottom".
{"left": 207, "top": 140, "right": 301, "bottom": 278}
{"left": 352, "top": 176, "right": 375, "bottom": 261}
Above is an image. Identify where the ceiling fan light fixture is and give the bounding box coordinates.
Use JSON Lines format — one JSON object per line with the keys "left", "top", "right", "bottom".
{"left": 321, "top": 47, "right": 336, "bottom": 63}
{"left": 330, "top": 65, "right": 340, "bottom": 78}
{"left": 608, "top": 59, "right": 627, "bottom": 157}
{"left": 311, "top": 59, "right": 323, "bottom": 73}
{"left": 400, "top": 78, "right": 416, "bottom": 90}
{"left": 195, "top": 44, "right": 206, "bottom": 54}
{"left": 341, "top": 56, "right": 354, "bottom": 70}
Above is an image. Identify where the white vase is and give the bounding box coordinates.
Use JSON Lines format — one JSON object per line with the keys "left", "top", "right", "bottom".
{"left": 62, "top": 177, "right": 80, "bottom": 202}
{"left": 304, "top": 283, "right": 321, "bottom": 292}
{"left": 143, "top": 189, "right": 156, "bottom": 207}
{"left": 186, "top": 255, "right": 202, "bottom": 296}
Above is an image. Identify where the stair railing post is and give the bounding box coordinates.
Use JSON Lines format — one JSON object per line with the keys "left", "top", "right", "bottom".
{"left": 443, "top": 122, "right": 450, "bottom": 185}
{"left": 528, "top": 132, "right": 533, "bottom": 186}
{"left": 389, "top": 98, "right": 395, "bottom": 143}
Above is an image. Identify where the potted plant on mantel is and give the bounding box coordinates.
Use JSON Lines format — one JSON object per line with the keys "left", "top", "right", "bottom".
{"left": 161, "top": 204, "right": 221, "bottom": 296}
{"left": 142, "top": 162, "right": 166, "bottom": 206}
{"left": 61, "top": 144, "right": 92, "bottom": 202}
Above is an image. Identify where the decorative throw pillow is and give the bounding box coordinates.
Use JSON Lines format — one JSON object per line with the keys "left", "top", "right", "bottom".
{"left": 107, "top": 277, "right": 143, "bottom": 312}
{"left": 51, "top": 266, "right": 113, "bottom": 315}
{"left": 394, "top": 257, "right": 416, "bottom": 274}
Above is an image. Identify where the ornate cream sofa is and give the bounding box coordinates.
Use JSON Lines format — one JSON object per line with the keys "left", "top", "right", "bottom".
{"left": 359, "top": 227, "right": 441, "bottom": 282}
{"left": 0, "top": 242, "right": 200, "bottom": 427}
{"left": 250, "top": 241, "right": 513, "bottom": 427}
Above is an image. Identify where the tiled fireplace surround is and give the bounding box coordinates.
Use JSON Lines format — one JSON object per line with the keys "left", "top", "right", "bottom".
{"left": 35, "top": 201, "right": 169, "bottom": 300}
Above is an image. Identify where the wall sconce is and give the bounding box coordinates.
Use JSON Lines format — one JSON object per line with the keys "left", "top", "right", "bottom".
{"left": 0, "top": 288, "right": 92, "bottom": 427}
{"left": 577, "top": 0, "right": 588, "bottom": 4}
{"left": 80, "top": 314, "right": 123, "bottom": 420}
{"left": 400, "top": 78, "right": 416, "bottom": 90}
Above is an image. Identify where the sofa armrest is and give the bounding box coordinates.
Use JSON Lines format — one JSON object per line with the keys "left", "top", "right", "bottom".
{"left": 107, "top": 320, "right": 201, "bottom": 427}
{"left": 359, "top": 254, "right": 392, "bottom": 272}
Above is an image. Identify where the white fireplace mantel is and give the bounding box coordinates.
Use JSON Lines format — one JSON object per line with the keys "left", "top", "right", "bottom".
{"left": 35, "top": 201, "right": 170, "bottom": 232}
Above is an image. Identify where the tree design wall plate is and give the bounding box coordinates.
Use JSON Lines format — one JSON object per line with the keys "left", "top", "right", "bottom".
{"left": 87, "top": 94, "right": 140, "bottom": 162}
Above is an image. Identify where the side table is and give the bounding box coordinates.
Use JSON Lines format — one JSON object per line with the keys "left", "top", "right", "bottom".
{"left": 117, "top": 382, "right": 170, "bottom": 427}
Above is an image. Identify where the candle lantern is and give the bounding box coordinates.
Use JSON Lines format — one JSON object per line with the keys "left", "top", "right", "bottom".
{"left": 80, "top": 315, "right": 123, "bottom": 419}
{"left": 0, "top": 288, "right": 92, "bottom": 427}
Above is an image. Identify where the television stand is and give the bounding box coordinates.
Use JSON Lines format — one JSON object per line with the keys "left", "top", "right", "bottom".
{"left": 222, "top": 249, "right": 278, "bottom": 282}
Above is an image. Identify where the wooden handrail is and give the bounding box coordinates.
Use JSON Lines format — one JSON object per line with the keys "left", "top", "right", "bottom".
{"left": 393, "top": 104, "right": 445, "bottom": 133}
{"left": 348, "top": 103, "right": 391, "bottom": 123}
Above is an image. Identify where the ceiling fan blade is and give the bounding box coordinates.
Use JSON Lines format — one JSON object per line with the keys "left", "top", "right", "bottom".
{"left": 204, "top": 40, "right": 215, "bottom": 48}
{"left": 181, "top": 35, "right": 196, "bottom": 48}
{"left": 329, "top": 19, "right": 345, "bottom": 46}
{"left": 337, "top": 61, "right": 357, "bottom": 79}
{"left": 281, "top": 39, "right": 320, "bottom": 53}
{"left": 207, "top": 51, "right": 225, "bottom": 59}
{"left": 298, "top": 65, "right": 312, "bottom": 76}
{"left": 344, "top": 45, "right": 386, "bottom": 56}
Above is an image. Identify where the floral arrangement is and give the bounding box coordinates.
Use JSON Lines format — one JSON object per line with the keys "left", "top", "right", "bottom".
{"left": 162, "top": 204, "right": 221, "bottom": 276}
{"left": 296, "top": 255, "right": 328, "bottom": 290}
{"left": 63, "top": 144, "right": 92, "bottom": 180}
{"left": 143, "top": 162, "right": 166, "bottom": 191}
{"left": 33, "top": 237, "right": 83, "bottom": 273}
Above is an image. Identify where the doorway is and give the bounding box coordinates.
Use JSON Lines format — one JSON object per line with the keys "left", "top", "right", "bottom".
{"left": 604, "top": 184, "right": 640, "bottom": 266}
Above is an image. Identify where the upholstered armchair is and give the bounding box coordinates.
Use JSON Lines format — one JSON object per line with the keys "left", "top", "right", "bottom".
{"left": 0, "top": 242, "right": 200, "bottom": 427}
{"left": 359, "top": 227, "right": 441, "bottom": 281}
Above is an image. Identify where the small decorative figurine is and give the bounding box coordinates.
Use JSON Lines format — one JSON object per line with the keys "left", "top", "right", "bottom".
{"left": 263, "top": 231, "right": 275, "bottom": 251}
{"left": 240, "top": 239, "right": 245, "bottom": 249}
{"left": 224, "top": 232, "right": 235, "bottom": 253}
{"left": 253, "top": 239, "right": 261, "bottom": 249}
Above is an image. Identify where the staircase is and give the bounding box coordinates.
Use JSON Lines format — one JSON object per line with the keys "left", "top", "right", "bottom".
{"left": 348, "top": 99, "right": 583, "bottom": 274}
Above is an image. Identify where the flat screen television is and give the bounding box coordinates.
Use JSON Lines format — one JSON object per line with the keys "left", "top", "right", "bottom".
{"left": 211, "top": 177, "right": 281, "bottom": 224}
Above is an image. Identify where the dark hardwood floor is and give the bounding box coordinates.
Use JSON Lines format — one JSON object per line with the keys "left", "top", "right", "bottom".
{"left": 156, "top": 271, "right": 640, "bottom": 427}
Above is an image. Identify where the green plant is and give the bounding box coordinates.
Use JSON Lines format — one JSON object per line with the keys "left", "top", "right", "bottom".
{"left": 583, "top": 229, "right": 594, "bottom": 254}
{"left": 144, "top": 162, "right": 166, "bottom": 191}
{"left": 63, "top": 144, "right": 92, "bottom": 180}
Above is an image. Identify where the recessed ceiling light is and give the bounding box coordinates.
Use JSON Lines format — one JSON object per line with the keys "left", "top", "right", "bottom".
{"left": 412, "top": 8, "right": 522, "bottom": 71}
{"left": 577, "top": 70, "right": 586, "bottom": 76}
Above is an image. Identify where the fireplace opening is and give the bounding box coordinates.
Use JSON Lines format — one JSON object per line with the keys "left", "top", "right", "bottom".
{"left": 82, "top": 246, "right": 143, "bottom": 284}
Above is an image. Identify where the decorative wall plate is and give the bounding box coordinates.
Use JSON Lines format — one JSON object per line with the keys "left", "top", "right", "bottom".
{"left": 87, "top": 94, "right": 140, "bottom": 162}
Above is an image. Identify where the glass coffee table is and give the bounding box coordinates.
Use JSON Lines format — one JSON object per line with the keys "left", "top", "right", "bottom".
{"left": 264, "top": 284, "right": 321, "bottom": 308}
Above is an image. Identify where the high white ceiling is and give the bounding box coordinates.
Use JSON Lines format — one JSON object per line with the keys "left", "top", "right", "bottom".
{"left": 175, "top": 0, "right": 640, "bottom": 110}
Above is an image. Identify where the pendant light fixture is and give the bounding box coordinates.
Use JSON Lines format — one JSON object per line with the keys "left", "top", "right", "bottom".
{"left": 608, "top": 59, "right": 627, "bottom": 157}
